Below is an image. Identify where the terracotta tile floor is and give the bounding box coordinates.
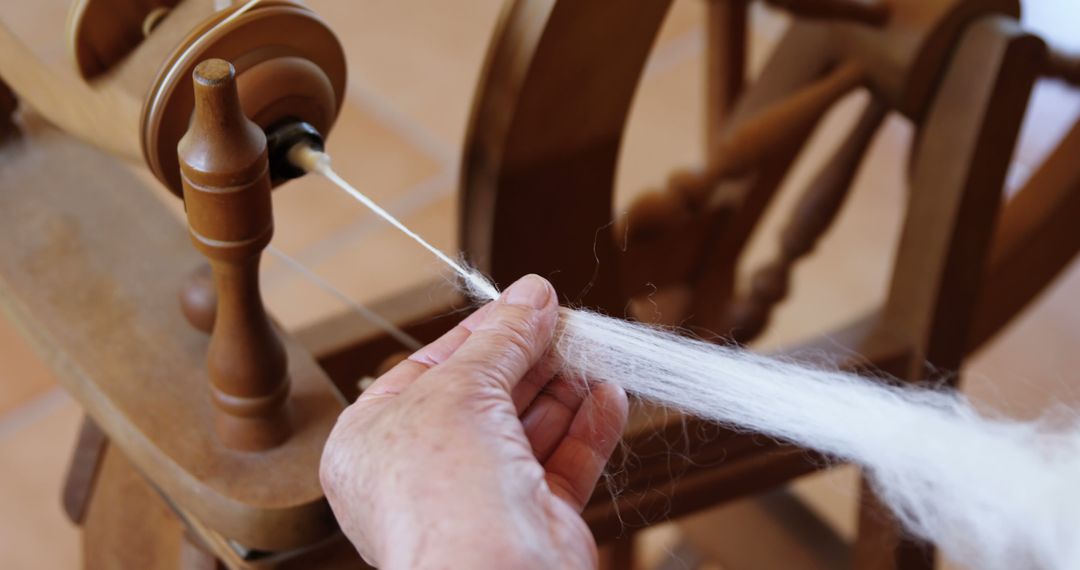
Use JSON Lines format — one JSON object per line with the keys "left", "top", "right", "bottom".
{"left": 2, "top": 0, "right": 1079, "bottom": 568}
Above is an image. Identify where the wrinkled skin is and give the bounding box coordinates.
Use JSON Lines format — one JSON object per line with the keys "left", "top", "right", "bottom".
{"left": 320, "top": 275, "right": 629, "bottom": 569}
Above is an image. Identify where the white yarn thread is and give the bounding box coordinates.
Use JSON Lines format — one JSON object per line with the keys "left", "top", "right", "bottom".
{"left": 294, "top": 144, "right": 1080, "bottom": 570}
{"left": 289, "top": 145, "right": 498, "bottom": 300}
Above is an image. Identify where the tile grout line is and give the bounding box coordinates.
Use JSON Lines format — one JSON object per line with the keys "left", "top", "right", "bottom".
{"left": 0, "top": 387, "right": 71, "bottom": 441}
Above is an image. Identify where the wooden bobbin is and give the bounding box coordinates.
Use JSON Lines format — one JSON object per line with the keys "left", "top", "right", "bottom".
{"left": 178, "top": 58, "right": 290, "bottom": 451}
{"left": 143, "top": 0, "right": 347, "bottom": 197}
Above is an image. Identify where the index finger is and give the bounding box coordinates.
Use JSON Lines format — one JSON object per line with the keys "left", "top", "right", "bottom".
{"left": 358, "top": 301, "right": 496, "bottom": 400}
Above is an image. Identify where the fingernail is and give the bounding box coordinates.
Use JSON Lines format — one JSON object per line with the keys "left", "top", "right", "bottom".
{"left": 502, "top": 274, "right": 552, "bottom": 309}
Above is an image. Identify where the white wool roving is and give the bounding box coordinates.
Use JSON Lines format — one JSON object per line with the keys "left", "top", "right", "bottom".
{"left": 550, "top": 306, "right": 1080, "bottom": 570}
{"left": 294, "top": 146, "right": 1080, "bottom": 570}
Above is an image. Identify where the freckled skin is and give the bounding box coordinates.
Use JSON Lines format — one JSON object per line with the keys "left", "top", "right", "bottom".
{"left": 320, "top": 276, "right": 628, "bottom": 569}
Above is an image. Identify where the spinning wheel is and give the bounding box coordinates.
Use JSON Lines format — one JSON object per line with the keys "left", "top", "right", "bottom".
{"left": 0, "top": 0, "right": 354, "bottom": 564}
{"left": 462, "top": 0, "right": 1023, "bottom": 337}
{"left": 455, "top": 0, "right": 1080, "bottom": 566}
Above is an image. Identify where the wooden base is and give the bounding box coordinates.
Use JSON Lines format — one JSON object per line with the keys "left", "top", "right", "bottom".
{"left": 0, "top": 118, "right": 343, "bottom": 552}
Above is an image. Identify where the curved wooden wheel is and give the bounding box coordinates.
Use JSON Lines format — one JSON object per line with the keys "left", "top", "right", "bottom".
{"left": 462, "top": 0, "right": 672, "bottom": 314}
{"left": 461, "top": 0, "right": 1019, "bottom": 341}
{"left": 460, "top": 1, "right": 1048, "bottom": 567}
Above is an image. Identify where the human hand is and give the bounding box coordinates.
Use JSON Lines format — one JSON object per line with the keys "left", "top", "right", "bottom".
{"left": 320, "top": 275, "right": 629, "bottom": 569}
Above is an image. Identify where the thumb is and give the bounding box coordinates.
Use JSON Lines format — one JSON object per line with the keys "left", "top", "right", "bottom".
{"left": 437, "top": 274, "right": 558, "bottom": 393}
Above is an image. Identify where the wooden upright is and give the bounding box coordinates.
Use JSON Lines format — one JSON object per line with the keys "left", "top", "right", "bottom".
{"left": 178, "top": 59, "right": 290, "bottom": 451}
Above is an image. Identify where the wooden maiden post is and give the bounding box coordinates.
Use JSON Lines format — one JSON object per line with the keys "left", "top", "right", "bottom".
{"left": 178, "top": 58, "right": 290, "bottom": 451}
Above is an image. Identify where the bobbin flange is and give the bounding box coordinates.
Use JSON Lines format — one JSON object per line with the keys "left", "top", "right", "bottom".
{"left": 142, "top": 0, "right": 347, "bottom": 197}
{"left": 67, "top": 0, "right": 182, "bottom": 80}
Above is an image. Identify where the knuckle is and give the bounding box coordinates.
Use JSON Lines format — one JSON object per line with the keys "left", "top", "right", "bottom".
{"left": 456, "top": 309, "right": 544, "bottom": 389}
{"left": 467, "top": 353, "right": 521, "bottom": 392}
{"left": 453, "top": 385, "right": 511, "bottom": 418}
{"left": 489, "top": 308, "right": 541, "bottom": 357}
{"left": 491, "top": 304, "right": 537, "bottom": 337}
{"left": 490, "top": 324, "right": 534, "bottom": 364}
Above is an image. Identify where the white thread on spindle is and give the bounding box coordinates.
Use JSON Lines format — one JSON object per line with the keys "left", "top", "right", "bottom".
{"left": 290, "top": 143, "right": 1080, "bottom": 570}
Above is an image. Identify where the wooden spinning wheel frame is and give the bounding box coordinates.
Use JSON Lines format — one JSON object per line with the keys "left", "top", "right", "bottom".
{"left": 455, "top": 0, "right": 1079, "bottom": 563}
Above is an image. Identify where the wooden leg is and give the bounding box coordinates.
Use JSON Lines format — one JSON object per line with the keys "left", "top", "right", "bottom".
{"left": 61, "top": 415, "right": 108, "bottom": 525}
{"left": 852, "top": 476, "right": 935, "bottom": 570}
{"left": 83, "top": 445, "right": 190, "bottom": 570}
{"left": 598, "top": 533, "right": 636, "bottom": 570}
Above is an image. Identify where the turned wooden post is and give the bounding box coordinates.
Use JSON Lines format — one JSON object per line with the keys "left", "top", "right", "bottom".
{"left": 727, "top": 98, "right": 887, "bottom": 342}
{"left": 178, "top": 59, "right": 290, "bottom": 451}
